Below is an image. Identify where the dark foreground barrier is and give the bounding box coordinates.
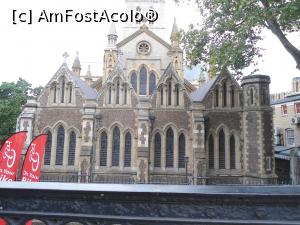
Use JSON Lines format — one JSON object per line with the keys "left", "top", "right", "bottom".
{"left": 0, "top": 182, "right": 299, "bottom": 225}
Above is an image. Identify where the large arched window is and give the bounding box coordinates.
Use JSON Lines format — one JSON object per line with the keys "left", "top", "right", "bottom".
{"left": 208, "top": 135, "right": 214, "bottom": 169}
{"left": 223, "top": 83, "right": 227, "bottom": 107}
{"left": 44, "top": 131, "right": 52, "bottom": 165}
{"left": 100, "top": 132, "right": 108, "bottom": 166}
{"left": 68, "top": 131, "right": 76, "bottom": 166}
{"left": 219, "top": 129, "right": 225, "bottom": 169}
{"left": 230, "top": 135, "right": 236, "bottom": 169}
{"left": 116, "top": 80, "right": 120, "bottom": 104}
{"left": 154, "top": 133, "right": 161, "bottom": 168}
{"left": 56, "top": 126, "right": 65, "bottom": 165}
{"left": 178, "top": 133, "right": 185, "bottom": 168}
{"left": 149, "top": 72, "right": 156, "bottom": 95}
{"left": 166, "top": 128, "right": 174, "bottom": 168}
{"left": 139, "top": 66, "right": 147, "bottom": 95}
{"left": 168, "top": 81, "right": 172, "bottom": 105}
{"left": 124, "top": 132, "right": 132, "bottom": 167}
{"left": 130, "top": 72, "right": 137, "bottom": 92}
{"left": 112, "top": 127, "right": 120, "bottom": 166}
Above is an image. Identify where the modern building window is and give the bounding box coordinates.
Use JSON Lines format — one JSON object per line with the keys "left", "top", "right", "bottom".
{"left": 295, "top": 103, "right": 300, "bottom": 114}
{"left": 166, "top": 128, "right": 174, "bottom": 168}
{"left": 286, "top": 129, "right": 294, "bottom": 146}
{"left": 149, "top": 72, "right": 156, "bottom": 95}
{"left": 219, "top": 129, "right": 225, "bottom": 169}
{"left": 223, "top": 83, "right": 227, "bottom": 107}
{"left": 178, "top": 133, "right": 185, "bottom": 168}
{"left": 230, "top": 135, "right": 236, "bottom": 169}
{"left": 55, "top": 126, "right": 65, "bottom": 165}
{"left": 112, "top": 127, "right": 120, "bottom": 166}
{"left": 208, "top": 135, "right": 214, "bottom": 169}
{"left": 139, "top": 66, "right": 147, "bottom": 95}
{"left": 130, "top": 72, "right": 137, "bottom": 92}
{"left": 44, "top": 131, "right": 52, "bottom": 165}
{"left": 281, "top": 105, "right": 287, "bottom": 115}
{"left": 68, "top": 131, "right": 76, "bottom": 166}
{"left": 154, "top": 133, "right": 161, "bottom": 168}
{"left": 124, "top": 132, "right": 132, "bottom": 167}
{"left": 100, "top": 132, "right": 108, "bottom": 166}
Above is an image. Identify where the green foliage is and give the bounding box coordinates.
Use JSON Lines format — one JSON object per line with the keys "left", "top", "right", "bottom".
{"left": 0, "top": 78, "right": 42, "bottom": 144}
{"left": 178, "top": 0, "right": 300, "bottom": 77}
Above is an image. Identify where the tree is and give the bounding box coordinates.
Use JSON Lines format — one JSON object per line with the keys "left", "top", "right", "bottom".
{"left": 177, "top": 0, "right": 300, "bottom": 77}
{"left": 0, "top": 78, "right": 42, "bottom": 145}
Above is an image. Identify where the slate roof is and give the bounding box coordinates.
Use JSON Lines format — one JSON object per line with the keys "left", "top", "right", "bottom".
{"left": 271, "top": 93, "right": 300, "bottom": 105}
{"left": 69, "top": 72, "right": 98, "bottom": 100}
{"left": 190, "top": 76, "right": 217, "bottom": 102}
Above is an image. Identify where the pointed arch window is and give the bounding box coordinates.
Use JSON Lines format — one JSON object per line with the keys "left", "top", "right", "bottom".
{"left": 208, "top": 135, "right": 214, "bottom": 169}
{"left": 175, "top": 85, "right": 179, "bottom": 106}
{"left": 124, "top": 132, "right": 132, "bottom": 167}
{"left": 116, "top": 80, "right": 120, "bottom": 104}
{"left": 44, "top": 131, "right": 52, "bottom": 165}
{"left": 69, "top": 85, "right": 72, "bottom": 103}
{"left": 178, "top": 134, "right": 185, "bottom": 168}
{"left": 61, "top": 79, "right": 65, "bottom": 103}
{"left": 108, "top": 86, "right": 112, "bottom": 104}
{"left": 168, "top": 81, "right": 172, "bottom": 105}
{"left": 215, "top": 88, "right": 219, "bottom": 107}
{"left": 230, "top": 135, "right": 236, "bottom": 169}
{"left": 68, "top": 131, "right": 76, "bottom": 166}
{"left": 56, "top": 126, "right": 65, "bottom": 165}
{"left": 124, "top": 87, "right": 127, "bottom": 104}
{"left": 112, "top": 127, "right": 120, "bottom": 166}
{"left": 154, "top": 133, "right": 161, "bottom": 168}
{"left": 223, "top": 83, "right": 227, "bottom": 107}
{"left": 149, "top": 72, "right": 156, "bottom": 95}
{"left": 139, "top": 66, "right": 147, "bottom": 95}
{"left": 219, "top": 129, "right": 225, "bottom": 169}
{"left": 160, "top": 87, "right": 164, "bottom": 105}
{"left": 166, "top": 128, "right": 174, "bottom": 168}
{"left": 231, "top": 87, "right": 235, "bottom": 107}
{"left": 53, "top": 85, "right": 57, "bottom": 103}
{"left": 100, "top": 132, "right": 108, "bottom": 166}
{"left": 130, "top": 72, "right": 137, "bottom": 92}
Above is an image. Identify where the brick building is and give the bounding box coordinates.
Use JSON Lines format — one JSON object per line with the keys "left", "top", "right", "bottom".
{"left": 17, "top": 0, "right": 276, "bottom": 185}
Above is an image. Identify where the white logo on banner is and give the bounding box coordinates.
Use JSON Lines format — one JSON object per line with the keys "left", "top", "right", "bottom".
{"left": 3, "top": 141, "right": 16, "bottom": 168}
{"left": 29, "top": 143, "right": 39, "bottom": 172}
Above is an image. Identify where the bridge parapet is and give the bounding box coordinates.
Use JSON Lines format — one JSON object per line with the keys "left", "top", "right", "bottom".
{"left": 0, "top": 182, "right": 299, "bottom": 225}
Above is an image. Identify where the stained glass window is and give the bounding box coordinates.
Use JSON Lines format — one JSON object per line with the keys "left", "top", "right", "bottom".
{"left": 208, "top": 135, "right": 214, "bottom": 169}
{"left": 44, "top": 131, "right": 52, "bottom": 165}
{"left": 230, "top": 135, "right": 236, "bottom": 169}
{"left": 149, "top": 73, "right": 156, "bottom": 95}
{"left": 131, "top": 72, "right": 137, "bottom": 92}
{"left": 166, "top": 128, "right": 174, "bottom": 168}
{"left": 112, "top": 127, "right": 120, "bottom": 166}
{"left": 219, "top": 129, "right": 225, "bottom": 169}
{"left": 56, "top": 126, "right": 65, "bottom": 165}
{"left": 178, "top": 134, "right": 185, "bottom": 168}
{"left": 68, "top": 131, "right": 76, "bottom": 166}
{"left": 154, "top": 133, "right": 161, "bottom": 168}
{"left": 124, "top": 132, "right": 131, "bottom": 167}
{"left": 139, "top": 66, "right": 147, "bottom": 95}
{"left": 100, "top": 132, "right": 107, "bottom": 166}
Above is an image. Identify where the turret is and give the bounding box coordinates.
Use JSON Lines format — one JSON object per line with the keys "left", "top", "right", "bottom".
{"left": 170, "top": 18, "right": 179, "bottom": 48}
{"left": 72, "top": 52, "right": 81, "bottom": 76}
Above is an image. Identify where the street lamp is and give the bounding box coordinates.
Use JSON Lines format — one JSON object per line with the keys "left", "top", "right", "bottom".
{"left": 184, "top": 156, "right": 189, "bottom": 184}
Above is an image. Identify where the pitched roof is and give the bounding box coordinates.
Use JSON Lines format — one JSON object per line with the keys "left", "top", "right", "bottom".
{"left": 69, "top": 73, "right": 98, "bottom": 100}
{"left": 117, "top": 25, "right": 172, "bottom": 50}
{"left": 190, "top": 76, "right": 217, "bottom": 102}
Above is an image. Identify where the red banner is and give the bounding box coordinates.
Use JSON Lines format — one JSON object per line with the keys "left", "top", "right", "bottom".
{"left": 21, "top": 134, "right": 48, "bottom": 182}
{"left": 0, "top": 131, "right": 27, "bottom": 182}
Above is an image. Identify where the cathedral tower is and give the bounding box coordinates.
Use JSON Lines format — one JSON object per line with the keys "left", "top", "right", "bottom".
{"left": 123, "top": 0, "right": 167, "bottom": 39}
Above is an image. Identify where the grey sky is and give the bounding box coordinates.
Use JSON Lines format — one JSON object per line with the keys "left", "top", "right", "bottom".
{"left": 0, "top": 0, "right": 299, "bottom": 93}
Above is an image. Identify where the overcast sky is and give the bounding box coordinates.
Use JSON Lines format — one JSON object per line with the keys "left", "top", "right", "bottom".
{"left": 0, "top": 0, "right": 299, "bottom": 94}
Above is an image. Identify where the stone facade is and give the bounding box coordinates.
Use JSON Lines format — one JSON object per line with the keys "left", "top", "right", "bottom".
{"left": 17, "top": 3, "right": 276, "bottom": 184}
